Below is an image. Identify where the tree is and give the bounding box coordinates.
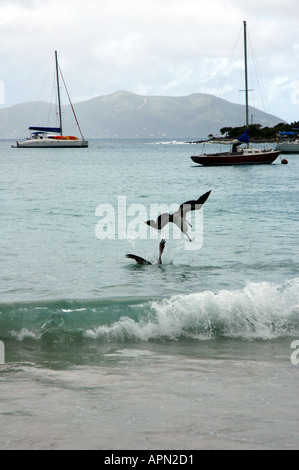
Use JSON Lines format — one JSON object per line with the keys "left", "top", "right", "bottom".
{"left": 220, "top": 122, "right": 294, "bottom": 139}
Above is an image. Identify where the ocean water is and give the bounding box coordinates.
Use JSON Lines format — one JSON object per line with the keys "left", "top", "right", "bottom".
{"left": 0, "top": 138, "right": 298, "bottom": 450}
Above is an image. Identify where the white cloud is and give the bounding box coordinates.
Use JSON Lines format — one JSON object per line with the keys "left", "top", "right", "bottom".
{"left": 0, "top": 0, "right": 299, "bottom": 121}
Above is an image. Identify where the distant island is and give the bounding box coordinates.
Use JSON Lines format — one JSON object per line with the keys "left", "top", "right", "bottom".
{"left": 0, "top": 90, "right": 288, "bottom": 139}
{"left": 189, "top": 122, "right": 299, "bottom": 143}
{"left": 219, "top": 122, "right": 298, "bottom": 142}
{"left": 187, "top": 122, "right": 298, "bottom": 144}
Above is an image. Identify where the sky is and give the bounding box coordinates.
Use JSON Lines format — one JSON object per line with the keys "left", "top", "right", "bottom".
{"left": 0, "top": 0, "right": 299, "bottom": 122}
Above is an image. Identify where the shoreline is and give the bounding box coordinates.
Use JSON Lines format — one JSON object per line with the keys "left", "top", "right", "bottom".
{"left": 187, "top": 137, "right": 278, "bottom": 144}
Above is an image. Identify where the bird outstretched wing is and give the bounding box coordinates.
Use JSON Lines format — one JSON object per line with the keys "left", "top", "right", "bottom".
{"left": 125, "top": 254, "right": 152, "bottom": 265}
{"left": 159, "top": 238, "right": 166, "bottom": 252}
{"left": 158, "top": 239, "right": 166, "bottom": 264}
{"left": 179, "top": 190, "right": 212, "bottom": 216}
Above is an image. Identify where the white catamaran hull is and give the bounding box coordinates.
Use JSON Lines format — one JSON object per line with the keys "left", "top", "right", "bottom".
{"left": 13, "top": 138, "right": 88, "bottom": 148}
{"left": 274, "top": 141, "right": 299, "bottom": 154}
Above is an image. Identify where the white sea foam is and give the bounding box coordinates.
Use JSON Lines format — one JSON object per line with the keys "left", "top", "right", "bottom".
{"left": 10, "top": 328, "right": 41, "bottom": 341}
{"left": 84, "top": 278, "right": 299, "bottom": 342}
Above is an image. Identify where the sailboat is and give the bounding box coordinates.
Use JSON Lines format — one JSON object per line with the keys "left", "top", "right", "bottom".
{"left": 191, "top": 22, "right": 280, "bottom": 166}
{"left": 13, "top": 51, "right": 88, "bottom": 148}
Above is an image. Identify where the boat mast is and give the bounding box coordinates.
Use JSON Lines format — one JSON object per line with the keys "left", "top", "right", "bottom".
{"left": 243, "top": 21, "right": 249, "bottom": 134}
{"left": 55, "top": 51, "right": 63, "bottom": 136}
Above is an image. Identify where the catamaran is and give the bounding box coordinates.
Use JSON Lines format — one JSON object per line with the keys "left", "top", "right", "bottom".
{"left": 275, "top": 131, "right": 299, "bottom": 154}
{"left": 191, "top": 22, "right": 280, "bottom": 166}
{"left": 13, "top": 51, "right": 88, "bottom": 148}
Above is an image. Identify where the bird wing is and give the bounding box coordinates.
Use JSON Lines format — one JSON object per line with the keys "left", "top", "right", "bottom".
{"left": 158, "top": 213, "right": 172, "bottom": 229}
{"left": 179, "top": 190, "right": 212, "bottom": 215}
{"left": 159, "top": 239, "right": 166, "bottom": 257}
{"left": 146, "top": 213, "right": 171, "bottom": 230}
{"left": 126, "top": 254, "right": 152, "bottom": 265}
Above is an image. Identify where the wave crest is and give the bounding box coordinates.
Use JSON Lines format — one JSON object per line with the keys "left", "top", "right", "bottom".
{"left": 84, "top": 278, "right": 299, "bottom": 342}
{"left": 1, "top": 279, "right": 298, "bottom": 346}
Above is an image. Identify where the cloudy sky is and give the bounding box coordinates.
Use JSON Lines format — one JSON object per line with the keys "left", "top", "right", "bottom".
{"left": 0, "top": 0, "right": 298, "bottom": 122}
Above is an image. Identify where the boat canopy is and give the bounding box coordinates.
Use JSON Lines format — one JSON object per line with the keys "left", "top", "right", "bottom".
{"left": 279, "top": 132, "right": 297, "bottom": 136}
{"left": 237, "top": 129, "right": 250, "bottom": 143}
{"left": 29, "top": 126, "right": 61, "bottom": 133}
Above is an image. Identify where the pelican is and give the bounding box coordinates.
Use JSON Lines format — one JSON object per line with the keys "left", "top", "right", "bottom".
{"left": 126, "top": 239, "right": 166, "bottom": 265}
{"left": 145, "top": 190, "right": 211, "bottom": 241}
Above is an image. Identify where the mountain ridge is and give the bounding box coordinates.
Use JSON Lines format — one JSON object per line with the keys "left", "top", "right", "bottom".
{"left": 0, "top": 90, "right": 284, "bottom": 139}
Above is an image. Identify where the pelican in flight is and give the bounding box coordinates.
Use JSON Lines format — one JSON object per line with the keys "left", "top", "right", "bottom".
{"left": 126, "top": 239, "right": 166, "bottom": 265}
{"left": 145, "top": 190, "right": 211, "bottom": 241}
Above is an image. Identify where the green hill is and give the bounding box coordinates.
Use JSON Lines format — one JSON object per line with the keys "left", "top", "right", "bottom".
{"left": 0, "top": 90, "right": 284, "bottom": 139}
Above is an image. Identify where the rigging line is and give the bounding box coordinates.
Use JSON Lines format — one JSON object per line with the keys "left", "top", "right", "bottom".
{"left": 47, "top": 67, "right": 57, "bottom": 128}
{"left": 247, "top": 30, "right": 275, "bottom": 126}
{"left": 28, "top": 57, "right": 54, "bottom": 127}
{"left": 284, "top": 43, "right": 299, "bottom": 124}
{"left": 203, "top": 24, "right": 243, "bottom": 138}
{"left": 58, "top": 65, "right": 84, "bottom": 139}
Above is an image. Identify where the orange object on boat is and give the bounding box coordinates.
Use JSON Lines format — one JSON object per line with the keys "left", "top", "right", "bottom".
{"left": 52, "top": 135, "right": 79, "bottom": 140}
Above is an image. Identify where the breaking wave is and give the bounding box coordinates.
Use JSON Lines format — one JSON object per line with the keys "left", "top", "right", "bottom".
{"left": 1, "top": 279, "right": 298, "bottom": 350}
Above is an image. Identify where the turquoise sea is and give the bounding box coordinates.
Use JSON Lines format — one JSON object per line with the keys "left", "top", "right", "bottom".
{"left": 0, "top": 138, "right": 298, "bottom": 450}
